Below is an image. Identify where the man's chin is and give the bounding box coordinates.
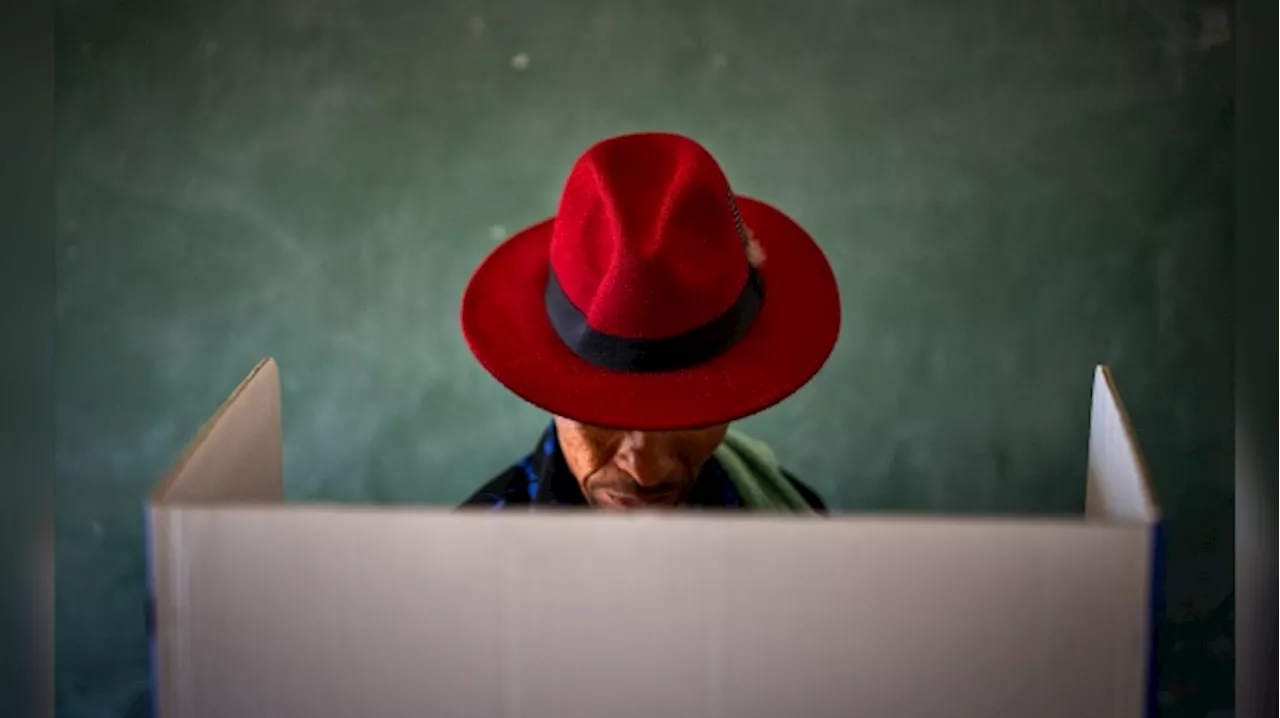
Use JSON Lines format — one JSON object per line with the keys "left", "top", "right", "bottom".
{"left": 590, "top": 490, "right": 683, "bottom": 510}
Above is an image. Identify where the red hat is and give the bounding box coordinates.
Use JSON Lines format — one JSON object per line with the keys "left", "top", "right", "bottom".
{"left": 461, "top": 132, "right": 841, "bottom": 430}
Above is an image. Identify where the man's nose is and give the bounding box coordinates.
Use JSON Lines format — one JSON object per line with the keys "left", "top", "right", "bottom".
{"left": 613, "top": 434, "right": 679, "bottom": 487}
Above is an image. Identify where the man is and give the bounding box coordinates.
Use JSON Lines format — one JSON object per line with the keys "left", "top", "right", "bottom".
{"left": 458, "top": 132, "right": 841, "bottom": 511}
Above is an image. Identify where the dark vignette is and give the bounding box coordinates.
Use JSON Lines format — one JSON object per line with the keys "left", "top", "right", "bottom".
{"left": 0, "top": 0, "right": 56, "bottom": 715}
{"left": 1233, "top": 0, "right": 1277, "bottom": 714}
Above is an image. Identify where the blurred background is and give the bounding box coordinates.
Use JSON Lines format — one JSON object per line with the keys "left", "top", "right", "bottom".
{"left": 55, "top": 0, "right": 1234, "bottom": 715}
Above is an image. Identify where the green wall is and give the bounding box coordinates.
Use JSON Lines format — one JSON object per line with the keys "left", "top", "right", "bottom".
{"left": 55, "top": 0, "right": 1233, "bottom": 715}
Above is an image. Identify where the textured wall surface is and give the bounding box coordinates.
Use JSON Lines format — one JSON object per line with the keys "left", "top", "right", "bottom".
{"left": 55, "top": 0, "right": 1233, "bottom": 715}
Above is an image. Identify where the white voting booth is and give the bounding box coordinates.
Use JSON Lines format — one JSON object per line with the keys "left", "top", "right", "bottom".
{"left": 146, "top": 358, "right": 1161, "bottom": 718}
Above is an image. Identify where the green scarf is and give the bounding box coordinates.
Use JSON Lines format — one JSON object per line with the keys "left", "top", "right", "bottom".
{"left": 712, "top": 430, "right": 815, "bottom": 513}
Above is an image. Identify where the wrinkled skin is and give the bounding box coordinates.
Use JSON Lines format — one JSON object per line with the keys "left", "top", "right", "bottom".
{"left": 553, "top": 417, "right": 729, "bottom": 509}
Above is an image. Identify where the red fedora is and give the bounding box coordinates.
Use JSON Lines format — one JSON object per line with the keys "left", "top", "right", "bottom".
{"left": 461, "top": 132, "right": 841, "bottom": 430}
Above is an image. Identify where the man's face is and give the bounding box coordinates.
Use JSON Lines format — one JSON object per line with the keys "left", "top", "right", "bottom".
{"left": 553, "top": 417, "right": 729, "bottom": 509}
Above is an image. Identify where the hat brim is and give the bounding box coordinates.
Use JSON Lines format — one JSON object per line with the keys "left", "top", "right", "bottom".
{"left": 460, "top": 196, "right": 841, "bottom": 431}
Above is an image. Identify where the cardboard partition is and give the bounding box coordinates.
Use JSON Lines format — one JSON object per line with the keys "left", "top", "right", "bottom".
{"left": 147, "top": 360, "right": 1161, "bottom": 718}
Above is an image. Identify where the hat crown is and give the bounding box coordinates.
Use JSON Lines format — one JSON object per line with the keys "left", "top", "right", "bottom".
{"left": 549, "top": 133, "right": 752, "bottom": 339}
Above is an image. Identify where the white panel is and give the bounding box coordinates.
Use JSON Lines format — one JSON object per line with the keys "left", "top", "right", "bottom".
{"left": 1085, "top": 366, "right": 1158, "bottom": 524}
{"left": 151, "top": 358, "right": 283, "bottom": 505}
{"left": 154, "top": 509, "right": 1152, "bottom": 718}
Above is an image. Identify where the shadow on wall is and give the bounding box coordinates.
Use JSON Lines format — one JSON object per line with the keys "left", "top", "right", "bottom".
{"left": 1157, "top": 592, "right": 1234, "bottom": 717}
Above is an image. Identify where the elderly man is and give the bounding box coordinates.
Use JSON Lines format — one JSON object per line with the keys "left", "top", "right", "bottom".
{"left": 459, "top": 132, "right": 841, "bottom": 511}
